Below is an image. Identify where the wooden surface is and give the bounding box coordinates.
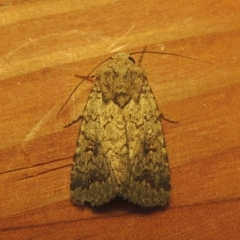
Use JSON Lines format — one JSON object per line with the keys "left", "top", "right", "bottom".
{"left": 1, "top": 0, "right": 240, "bottom": 239}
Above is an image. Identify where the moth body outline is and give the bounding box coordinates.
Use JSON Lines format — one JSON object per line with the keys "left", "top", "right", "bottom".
{"left": 70, "top": 52, "right": 170, "bottom": 207}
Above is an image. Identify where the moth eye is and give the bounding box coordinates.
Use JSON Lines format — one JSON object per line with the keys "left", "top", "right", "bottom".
{"left": 128, "top": 56, "right": 135, "bottom": 63}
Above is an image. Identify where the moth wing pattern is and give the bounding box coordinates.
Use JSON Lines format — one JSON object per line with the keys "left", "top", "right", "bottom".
{"left": 122, "top": 81, "right": 170, "bottom": 207}
{"left": 70, "top": 85, "right": 119, "bottom": 206}
{"left": 70, "top": 52, "right": 170, "bottom": 207}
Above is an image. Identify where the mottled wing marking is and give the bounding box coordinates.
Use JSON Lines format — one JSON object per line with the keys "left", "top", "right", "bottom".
{"left": 122, "top": 81, "right": 170, "bottom": 207}
{"left": 70, "top": 53, "right": 170, "bottom": 207}
{"left": 70, "top": 86, "right": 119, "bottom": 206}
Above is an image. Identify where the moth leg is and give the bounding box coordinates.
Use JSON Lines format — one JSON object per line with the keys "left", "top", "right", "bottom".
{"left": 75, "top": 74, "right": 95, "bottom": 81}
{"left": 160, "top": 113, "right": 178, "bottom": 124}
{"left": 64, "top": 115, "right": 83, "bottom": 128}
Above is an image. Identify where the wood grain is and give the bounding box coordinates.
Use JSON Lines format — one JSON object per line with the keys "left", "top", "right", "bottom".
{"left": 0, "top": 0, "right": 240, "bottom": 239}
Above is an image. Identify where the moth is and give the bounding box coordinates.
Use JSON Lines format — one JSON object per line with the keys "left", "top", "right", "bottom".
{"left": 69, "top": 52, "right": 171, "bottom": 207}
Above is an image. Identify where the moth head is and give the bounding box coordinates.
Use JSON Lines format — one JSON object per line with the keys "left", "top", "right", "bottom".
{"left": 110, "top": 53, "right": 135, "bottom": 65}
{"left": 97, "top": 53, "right": 147, "bottom": 108}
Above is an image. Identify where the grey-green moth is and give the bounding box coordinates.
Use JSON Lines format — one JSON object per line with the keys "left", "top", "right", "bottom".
{"left": 69, "top": 52, "right": 170, "bottom": 207}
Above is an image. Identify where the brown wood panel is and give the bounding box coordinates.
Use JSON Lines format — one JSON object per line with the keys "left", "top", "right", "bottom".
{"left": 0, "top": 0, "right": 240, "bottom": 239}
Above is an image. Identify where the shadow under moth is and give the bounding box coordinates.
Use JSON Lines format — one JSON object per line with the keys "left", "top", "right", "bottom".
{"left": 69, "top": 51, "right": 171, "bottom": 207}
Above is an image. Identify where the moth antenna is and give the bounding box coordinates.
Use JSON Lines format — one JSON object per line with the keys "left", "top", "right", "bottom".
{"left": 57, "top": 78, "right": 85, "bottom": 117}
{"left": 137, "top": 46, "right": 147, "bottom": 66}
{"left": 130, "top": 50, "right": 212, "bottom": 65}
{"left": 57, "top": 57, "right": 111, "bottom": 117}
{"left": 58, "top": 49, "right": 211, "bottom": 117}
